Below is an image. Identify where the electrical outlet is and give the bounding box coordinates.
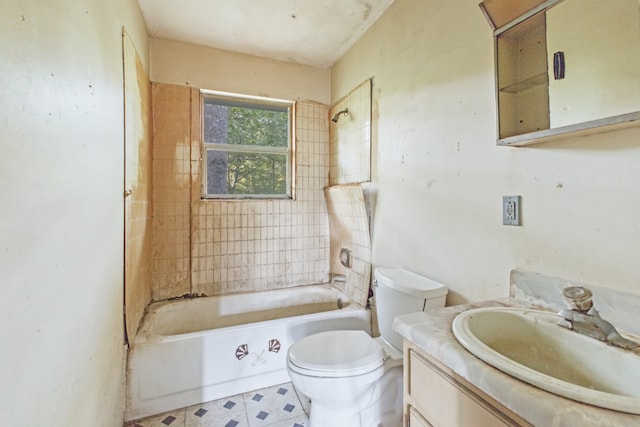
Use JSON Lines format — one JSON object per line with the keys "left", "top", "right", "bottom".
{"left": 503, "top": 196, "right": 521, "bottom": 226}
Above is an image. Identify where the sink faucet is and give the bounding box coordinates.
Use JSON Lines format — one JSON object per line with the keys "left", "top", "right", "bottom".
{"left": 557, "top": 286, "right": 640, "bottom": 352}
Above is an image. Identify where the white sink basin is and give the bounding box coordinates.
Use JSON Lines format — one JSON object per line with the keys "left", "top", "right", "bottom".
{"left": 452, "top": 307, "right": 640, "bottom": 414}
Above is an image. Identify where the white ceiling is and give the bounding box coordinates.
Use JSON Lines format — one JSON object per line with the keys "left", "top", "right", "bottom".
{"left": 137, "top": 0, "right": 395, "bottom": 68}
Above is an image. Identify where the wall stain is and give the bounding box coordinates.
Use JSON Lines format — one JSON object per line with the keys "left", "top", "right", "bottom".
{"left": 362, "top": 2, "right": 372, "bottom": 20}
{"left": 124, "top": 31, "right": 153, "bottom": 345}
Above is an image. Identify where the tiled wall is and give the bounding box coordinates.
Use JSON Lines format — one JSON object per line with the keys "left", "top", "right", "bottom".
{"left": 325, "top": 184, "right": 372, "bottom": 306}
{"left": 151, "top": 84, "right": 193, "bottom": 300}
{"left": 192, "top": 102, "right": 330, "bottom": 294}
{"left": 329, "top": 79, "right": 372, "bottom": 185}
{"left": 325, "top": 79, "right": 374, "bottom": 306}
{"left": 151, "top": 83, "right": 330, "bottom": 299}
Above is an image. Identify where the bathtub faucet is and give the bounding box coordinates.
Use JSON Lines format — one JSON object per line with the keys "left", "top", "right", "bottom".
{"left": 330, "top": 274, "right": 347, "bottom": 285}
{"left": 557, "top": 286, "right": 640, "bottom": 352}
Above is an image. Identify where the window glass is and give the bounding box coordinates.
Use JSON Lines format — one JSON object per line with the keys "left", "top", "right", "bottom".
{"left": 202, "top": 93, "right": 293, "bottom": 198}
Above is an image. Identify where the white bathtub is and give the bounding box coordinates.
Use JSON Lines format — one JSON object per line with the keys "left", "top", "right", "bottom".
{"left": 125, "top": 284, "right": 371, "bottom": 421}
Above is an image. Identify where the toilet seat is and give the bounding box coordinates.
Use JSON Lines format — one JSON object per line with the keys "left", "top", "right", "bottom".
{"left": 287, "top": 330, "right": 385, "bottom": 378}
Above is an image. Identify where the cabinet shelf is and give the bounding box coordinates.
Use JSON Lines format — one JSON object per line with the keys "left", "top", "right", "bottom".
{"left": 499, "top": 72, "right": 548, "bottom": 93}
{"left": 497, "top": 111, "right": 640, "bottom": 146}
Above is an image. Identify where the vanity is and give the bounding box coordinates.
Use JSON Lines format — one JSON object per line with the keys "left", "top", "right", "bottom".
{"left": 394, "top": 270, "right": 640, "bottom": 426}
{"left": 403, "top": 335, "right": 529, "bottom": 427}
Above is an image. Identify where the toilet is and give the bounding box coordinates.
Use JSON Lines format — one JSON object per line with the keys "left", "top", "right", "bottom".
{"left": 286, "top": 267, "right": 447, "bottom": 427}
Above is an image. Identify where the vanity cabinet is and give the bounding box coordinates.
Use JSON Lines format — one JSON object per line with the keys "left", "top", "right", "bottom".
{"left": 403, "top": 341, "right": 531, "bottom": 427}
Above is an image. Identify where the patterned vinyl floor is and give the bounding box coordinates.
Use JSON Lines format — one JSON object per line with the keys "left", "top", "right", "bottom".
{"left": 125, "top": 382, "right": 310, "bottom": 427}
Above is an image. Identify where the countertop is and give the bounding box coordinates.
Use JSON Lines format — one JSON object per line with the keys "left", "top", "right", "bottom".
{"left": 393, "top": 298, "right": 640, "bottom": 427}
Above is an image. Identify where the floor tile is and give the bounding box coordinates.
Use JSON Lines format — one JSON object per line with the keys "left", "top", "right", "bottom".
{"left": 185, "top": 395, "right": 249, "bottom": 427}
{"left": 264, "top": 415, "right": 307, "bottom": 427}
{"left": 242, "top": 383, "right": 305, "bottom": 427}
{"left": 127, "top": 408, "right": 186, "bottom": 427}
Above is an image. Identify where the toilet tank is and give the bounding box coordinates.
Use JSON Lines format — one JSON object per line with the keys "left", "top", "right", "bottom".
{"left": 374, "top": 267, "right": 447, "bottom": 351}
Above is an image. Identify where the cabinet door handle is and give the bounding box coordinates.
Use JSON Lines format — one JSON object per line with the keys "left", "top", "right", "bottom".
{"left": 553, "top": 51, "right": 565, "bottom": 80}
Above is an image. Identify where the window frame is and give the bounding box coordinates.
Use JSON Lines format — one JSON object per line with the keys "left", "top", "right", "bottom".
{"left": 200, "top": 90, "right": 296, "bottom": 200}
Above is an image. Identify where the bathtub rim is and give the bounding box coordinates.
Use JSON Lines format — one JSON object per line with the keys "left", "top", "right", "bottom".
{"left": 132, "top": 283, "right": 362, "bottom": 345}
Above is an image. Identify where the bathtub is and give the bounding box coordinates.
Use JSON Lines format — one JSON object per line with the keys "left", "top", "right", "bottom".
{"left": 125, "top": 284, "right": 371, "bottom": 421}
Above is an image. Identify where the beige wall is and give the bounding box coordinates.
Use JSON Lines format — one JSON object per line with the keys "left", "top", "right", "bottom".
{"left": 150, "top": 38, "right": 331, "bottom": 105}
{"left": 332, "top": 0, "right": 640, "bottom": 304}
{"left": 0, "top": 0, "right": 148, "bottom": 425}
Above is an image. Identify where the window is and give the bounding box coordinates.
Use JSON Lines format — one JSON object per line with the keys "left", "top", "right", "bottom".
{"left": 202, "top": 91, "right": 294, "bottom": 198}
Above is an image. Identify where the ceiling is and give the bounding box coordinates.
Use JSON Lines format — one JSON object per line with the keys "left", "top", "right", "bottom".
{"left": 137, "top": 0, "right": 395, "bottom": 68}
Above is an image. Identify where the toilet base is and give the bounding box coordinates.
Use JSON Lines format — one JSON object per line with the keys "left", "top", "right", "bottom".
{"left": 359, "top": 364, "right": 403, "bottom": 427}
{"left": 308, "top": 404, "right": 362, "bottom": 427}
{"left": 302, "top": 365, "right": 403, "bottom": 427}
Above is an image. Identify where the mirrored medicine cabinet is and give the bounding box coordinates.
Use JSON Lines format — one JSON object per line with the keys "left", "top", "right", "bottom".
{"left": 480, "top": 0, "right": 640, "bottom": 146}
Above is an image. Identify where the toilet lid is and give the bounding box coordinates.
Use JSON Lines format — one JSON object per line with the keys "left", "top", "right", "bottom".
{"left": 287, "top": 330, "right": 385, "bottom": 377}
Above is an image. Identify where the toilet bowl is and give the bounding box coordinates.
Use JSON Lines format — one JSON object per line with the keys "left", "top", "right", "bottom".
{"left": 286, "top": 268, "right": 447, "bottom": 427}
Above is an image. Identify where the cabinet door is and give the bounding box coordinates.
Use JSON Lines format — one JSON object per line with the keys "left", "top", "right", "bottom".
{"left": 409, "top": 406, "right": 433, "bottom": 427}
{"left": 408, "top": 349, "right": 523, "bottom": 427}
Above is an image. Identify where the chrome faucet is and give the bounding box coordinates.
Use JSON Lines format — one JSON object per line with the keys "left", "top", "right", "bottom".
{"left": 330, "top": 274, "right": 347, "bottom": 284}
{"left": 557, "top": 286, "right": 640, "bottom": 351}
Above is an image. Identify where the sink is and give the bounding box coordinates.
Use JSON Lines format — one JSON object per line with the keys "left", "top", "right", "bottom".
{"left": 452, "top": 307, "right": 640, "bottom": 414}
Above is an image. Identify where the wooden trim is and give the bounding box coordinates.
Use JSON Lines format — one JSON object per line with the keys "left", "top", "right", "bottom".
{"left": 408, "top": 405, "right": 434, "bottom": 427}
{"left": 478, "top": 3, "right": 496, "bottom": 31}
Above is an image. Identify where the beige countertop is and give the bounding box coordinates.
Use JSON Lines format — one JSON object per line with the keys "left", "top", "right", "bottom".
{"left": 393, "top": 298, "right": 640, "bottom": 427}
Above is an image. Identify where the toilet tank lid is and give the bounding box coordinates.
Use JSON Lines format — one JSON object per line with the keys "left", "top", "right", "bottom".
{"left": 375, "top": 267, "right": 447, "bottom": 299}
